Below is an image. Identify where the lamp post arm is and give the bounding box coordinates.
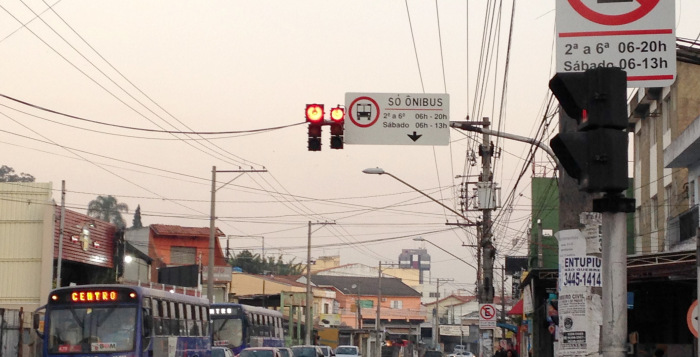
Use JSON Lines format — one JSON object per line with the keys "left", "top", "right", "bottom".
{"left": 450, "top": 121, "right": 561, "bottom": 167}
{"left": 384, "top": 172, "right": 475, "bottom": 225}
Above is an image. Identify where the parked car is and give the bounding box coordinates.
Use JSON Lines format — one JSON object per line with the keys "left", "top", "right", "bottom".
{"left": 447, "top": 352, "right": 474, "bottom": 357}
{"left": 212, "top": 347, "right": 235, "bottom": 357}
{"left": 424, "top": 351, "right": 444, "bottom": 357}
{"left": 335, "top": 345, "right": 360, "bottom": 357}
{"left": 239, "top": 347, "right": 283, "bottom": 357}
{"left": 292, "top": 345, "right": 324, "bottom": 357}
{"left": 318, "top": 345, "right": 335, "bottom": 357}
{"left": 279, "top": 347, "right": 295, "bottom": 357}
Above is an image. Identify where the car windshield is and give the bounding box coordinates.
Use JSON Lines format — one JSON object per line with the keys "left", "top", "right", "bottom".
{"left": 292, "top": 347, "right": 317, "bottom": 357}
{"left": 240, "top": 350, "right": 275, "bottom": 357}
{"left": 279, "top": 349, "right": 290, "bottom": 357}
{"left": 336, "top": 347, "right": 357, "bottom": 355}
{"left": 48, "top": 306, "right": 137, "bottom": 354}
{"left": 321, "top": 347, "right": 330, "bottom": 357}
{"left": 212, "top": 318, "right": 244, "bottom": 348}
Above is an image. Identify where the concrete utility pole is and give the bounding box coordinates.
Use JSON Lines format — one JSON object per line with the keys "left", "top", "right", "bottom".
{"left": 56, "top": 180, "right": 66, "bottom": 288}
{"left": 479, "top": 117, "right": 495, "bottom": 357}
{"left": 376, "top": 261, "right": 382, "bottom": 357}
{"left": 500, "top": 265, "right": 506, "bottom": 338}
{"left": 208, "top": 166, "right": 267, "bottom": 303}
{"left": 537, "top": 219, "right": 544, "bottom": 268}
{"left": 433, "top": 278, "right": 453, "bottom": 350}
{"left": 305, "top": 221, "right": 336, "bottom": 344}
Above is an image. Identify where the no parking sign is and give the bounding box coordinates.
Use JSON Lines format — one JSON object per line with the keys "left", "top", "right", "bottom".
{"left": 556, "top": 0, "right": 676, "bottom": 87}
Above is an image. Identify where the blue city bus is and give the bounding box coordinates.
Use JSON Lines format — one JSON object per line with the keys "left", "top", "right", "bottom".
{"left": 36, "top": 284, "right": 211, "bottom": 357}
{"left": 210, "top": 303, "right": 284, "bottom": 354}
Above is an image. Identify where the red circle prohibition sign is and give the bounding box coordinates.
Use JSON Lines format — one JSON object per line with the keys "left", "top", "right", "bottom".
{"left": 568, "top": 0, "right": 659, "bottom": 26}
{"left": 480, "top": 305, "right": 495, "bottom": 320}
{"left": 348, "top": 96, "right": 380, "bottom": 128}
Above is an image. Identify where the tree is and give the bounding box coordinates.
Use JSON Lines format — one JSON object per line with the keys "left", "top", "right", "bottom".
{"left": 226, "top": 250, "right": 304, "bottom": 275}
{"left": 87, "top": 195, "right": 129, "bottom": 228}
{"left": 0, "top": 165, "right": 35, "bottom": 182}
{"left": 132, "top": 204, "right": 143, "bottom": 228}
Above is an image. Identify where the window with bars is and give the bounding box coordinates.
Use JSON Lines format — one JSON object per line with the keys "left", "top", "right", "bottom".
{"left": 171, "top": 246, "right": 196, "bottom": 264}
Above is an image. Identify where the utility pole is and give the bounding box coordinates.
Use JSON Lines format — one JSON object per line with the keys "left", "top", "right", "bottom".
{"left": 305, "top": 221, "right": 336, "bottom": 345}
{"left": 56, "top": 180, "right": 66, "bottom": 288}
{"left": 434, "top": 278, "right": 454, "bottom": 350}
{"left": 376, "top": 261, "right": 382, "bottom": 357}
{"left": 208, "top": 166, "right": 267, "bottom": 303}
{"left": 501, "top": 265, "right": 506, "bottom": 339}
{"left": 479, "top": 117, "right": 496, "bottom": 357}
{"left": 537, "top": 219, "right": 544, "bottom": 268}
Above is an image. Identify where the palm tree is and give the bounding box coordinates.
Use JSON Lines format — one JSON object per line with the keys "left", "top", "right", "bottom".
{"left": 87, "top": 195, "right": 129, "bottom": 228}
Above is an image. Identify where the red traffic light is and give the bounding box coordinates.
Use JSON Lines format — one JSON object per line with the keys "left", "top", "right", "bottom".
{"left": 306, "top": 104, "right": 324, "bottom": 123}
{"left": 330, "top": 106, "right": 345, "bottom": 122}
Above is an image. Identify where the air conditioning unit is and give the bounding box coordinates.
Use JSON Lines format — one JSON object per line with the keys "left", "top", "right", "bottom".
{"left": 381, "top": 298, "right": 387, "bottom": 302}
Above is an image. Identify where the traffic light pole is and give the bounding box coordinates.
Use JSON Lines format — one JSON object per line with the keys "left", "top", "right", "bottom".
{"left": 594, "top": 194, "right": 634, "bottom": 357}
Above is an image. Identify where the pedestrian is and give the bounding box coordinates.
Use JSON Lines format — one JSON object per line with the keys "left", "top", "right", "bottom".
{"left": 493, "top": 346, "right": 506, "bottom": 357}
{"left": 506, "top": 349, "right": 518, "bottom": 357}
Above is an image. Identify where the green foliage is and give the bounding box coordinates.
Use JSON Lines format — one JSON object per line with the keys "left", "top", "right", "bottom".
{"left": 0, "top": 165, "right": 35, "bottom": 182}
{"left": 87, "top": 195, "right": 129, "bottom": 229}
{"left": 132, "top": 204, "right": 143, "bottom": 228}
{"left": 227, "top": 250, "right": 304, "bottom": 275}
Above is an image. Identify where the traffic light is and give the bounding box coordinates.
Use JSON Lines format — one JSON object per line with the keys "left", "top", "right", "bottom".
{"left": 548, "top": 67, "right": 627, "bottom": 130}
{"left": 549, "top": 67, "right": 628, "bottom": 193}
{"left": 550, "top": 128, "right": 628, "bottom": 193}
{"left": 329, "top": 106, "right": 344, "bottom": 149}
{"left": 306, "top": 104, "right": 324, "bottom": 151}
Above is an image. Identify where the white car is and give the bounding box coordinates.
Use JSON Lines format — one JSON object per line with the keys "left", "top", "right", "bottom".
{"left": 335, "top": 345, "right": 360, "bottom": 357}
{"left": 447, "top": 352, "right": 474, "bottom": 357}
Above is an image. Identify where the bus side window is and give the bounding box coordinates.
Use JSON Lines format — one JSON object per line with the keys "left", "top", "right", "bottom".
{"left": 189, "top": 304, "right": 200, "bottom": 336}
{"left": 152, "top": 298, "right": 164, "bottom": 335}
{"left": 169, "top": 301, "right": 179, "bottom": 336}
{"left": 201, "top": 305, "right": 209, "bottom": 336}
{"left": 142, "top": 297, "right": 153, "bottom": 351}
{"left": 177, "top": 303, "right": 185, "bottom": 336}
{"left": 161, "top": 299, "right": 171, "bottom": 335}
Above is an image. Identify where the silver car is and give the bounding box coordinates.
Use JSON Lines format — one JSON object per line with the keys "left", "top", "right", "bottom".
{"left": 335, "top": 345, "right": 360, "bottom": 357}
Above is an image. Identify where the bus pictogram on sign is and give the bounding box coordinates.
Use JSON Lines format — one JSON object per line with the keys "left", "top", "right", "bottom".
{"left": 348, "top": 96, "right": 380, "bottom": 128}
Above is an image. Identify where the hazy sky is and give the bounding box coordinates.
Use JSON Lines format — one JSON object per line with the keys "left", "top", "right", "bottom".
{"left": 1, "top": 0, "right": 698, "bottom": 294}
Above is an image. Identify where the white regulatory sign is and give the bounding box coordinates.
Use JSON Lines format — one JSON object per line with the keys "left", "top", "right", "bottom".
{"left": 556, "top": 0, "right": 676, "bottom": 88}
{"left": 344, "top": 93, "right": 449, "bottom": 146}
{"left": 479, "top": 303, "right": 497, "bottom": 329}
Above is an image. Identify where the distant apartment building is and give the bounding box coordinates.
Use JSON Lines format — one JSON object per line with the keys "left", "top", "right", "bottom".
{"left": 628, "top": 41, "right": 700, "bottom": 253}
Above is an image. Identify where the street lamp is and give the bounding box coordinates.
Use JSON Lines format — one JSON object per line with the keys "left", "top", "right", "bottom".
{"left": 343, "top": 284, "right": 362, "bottom": 329}
{"left": 362, "top": 168, "right": 475, "bottom": 224}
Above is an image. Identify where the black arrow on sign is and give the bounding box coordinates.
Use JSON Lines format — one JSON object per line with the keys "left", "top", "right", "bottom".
{"left": 407, "top": 131, "right": 422, "bottom": 142}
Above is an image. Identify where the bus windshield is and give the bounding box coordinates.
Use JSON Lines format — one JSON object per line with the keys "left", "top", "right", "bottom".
{"left": 48, "top": 306, "right": 137, "bottom": 354}
{"left": 212, "top": 318, "right": 243, "bottom": 348}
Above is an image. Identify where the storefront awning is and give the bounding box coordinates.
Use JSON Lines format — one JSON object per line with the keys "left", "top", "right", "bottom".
{"left": 507, "top": 299, "right": 523, "bottom": 315}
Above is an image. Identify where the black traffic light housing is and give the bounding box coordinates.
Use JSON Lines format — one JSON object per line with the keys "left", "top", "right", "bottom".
{"left": 549, "top": 67, "right": 629, "bottom": 193}
{"left": 306, "top": 104, "right": 324, "bottom": 151}
{"left": 549, "top": 67, "right": 628, "bottom": 130}
{"left": 329, "top": 106, "right": 344, "bottom": 149}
